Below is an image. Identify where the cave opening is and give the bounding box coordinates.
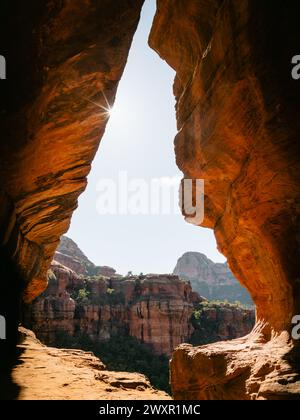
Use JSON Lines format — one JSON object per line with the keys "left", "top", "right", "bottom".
{"left": 1, "top": 0, "right": 299, "bottom": 401}
{"left": 22, "top": 0, "right": 253, "bottom": 396}
{"left": 67, "top": 0, "right": 227, "bottom": 279}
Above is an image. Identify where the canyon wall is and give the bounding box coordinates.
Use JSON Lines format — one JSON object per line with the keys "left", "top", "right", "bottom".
{"left": 174, "top": 252, "right": 252, "bottom": 305}
{"left": 1, "top": 0, "right": 299, "bottom": 400}
{"left": 0, "top": 0, "right": 144, "bottom": 306}
{"left": 191, "top": 301, "right": 254, "bottom": 346}
{"left": 149, "top": 0, "right": 300, "bottom": 399}
{"left": 25, "top": 262, "right": 195, "bottom": 356}
{"left": 0, "top": 1, "right": 144, "bottom": 375}
{"left": 25, "top": 237, "right": 254, "bottom": 358}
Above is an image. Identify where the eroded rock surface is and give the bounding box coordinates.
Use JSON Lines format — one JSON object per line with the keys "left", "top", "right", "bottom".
{"left": 25, "top": 236, "right": 254, "bottom": 358}
{"left": 11, "top": 327, "right": 170, "bottom": 400}
{"left": 0, "top": 0, "right": 144, "bottom": 303}
{"left": 25, "top": 261, "right": 196, "bottom": 356}
{"left": 150, "top": 0, "right": 300, "bottom": 399}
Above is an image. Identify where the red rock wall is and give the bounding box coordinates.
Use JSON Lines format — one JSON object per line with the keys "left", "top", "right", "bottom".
{"left": 191, "top": 302, "right": 254, "bottom": 345}
{"left": 0, "top": 0, "right": 144, "bottom": 303}
{"left": 25, "top": 263, "right": 195, "bottom": 356}
{"left": 1, "top": 0, "right": 300, "bottom": 400}
{"left": 54, "top": 252, "right": 87, "bottom": 275}
{"left": 26, "top": 261, "right": 254, "bottom": 356}
{"left": 149, "top": 0, "right": 300, "bottom": 399}
{"left": 127, "top": 277, "right": 195, "bottom": 355}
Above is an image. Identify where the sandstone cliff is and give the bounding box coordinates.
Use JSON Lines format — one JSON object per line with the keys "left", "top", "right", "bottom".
{"left": 25, "top": 262, "right": 195, "bottom": 357}
{"left": 25, "top": 237, "right": 254, "bottom": 358}
{"left": 24, "top": 239, "right": 254, "bottom": 394}
{"left": 174, "top": 252, "right": 252, "bottom": 305}
{"left": 191, "top": 301, "right": 254, "bottom": 346}
{"left": 0, "top": 0, "right": 144, "bottom": 306}
{"left": 0, "top": 2, "right": 145, "bottom": 377}
{"left": 149, "top": 0, "right": 300, "bottom": 399}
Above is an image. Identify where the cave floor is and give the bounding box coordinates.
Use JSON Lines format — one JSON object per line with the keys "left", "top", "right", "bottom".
{"left": 10, "top": 328, "right": 170, "bottom": 400}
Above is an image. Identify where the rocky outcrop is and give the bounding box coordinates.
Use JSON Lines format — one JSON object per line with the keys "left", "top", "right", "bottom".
{"left": 9, "top": 327, "right": 170, "bottom": 400}
{"left": 26, "top": 261, "right": 255, "bottom": 357}
{"left": 0, "top": 1, "right": 144, "bottom": 377}
{"left": 0, "top": 0, "right": 144, "bottom": 306}
{"left": 25, "top": 237, "right": 255, "bottom": 359}
{"left": 191, "top": 302, "right": 255, "bottom": 345}
{"left": 174, "top": 252, "right": 252, "bottom": 305}
{"left": 171, "top": 330, "right": 300, "bottom": 400}
{"left": 25, "top": 262, "right": 196, "bottom": 356}
{"left": 149, "top": 0, "right": 300, "bottom": 399}
{"left": 55, "top": 236, "right": 117, "bottom": 277}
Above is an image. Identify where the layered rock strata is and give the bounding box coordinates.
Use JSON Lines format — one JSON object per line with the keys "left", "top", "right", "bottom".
{"left": 149, "top": 0, "right": 300, "bottom": 399}
{"left": 0, "top": 1, "right": 144, "bottom": 378}
{"left": 191, "top": 301, "right": 254, "bottom": 345}
{"left": 25, "top": 262, "right": 195, "bottom": 356}
{"left": 0, "top": 0, "right": 144, "bottom": 304}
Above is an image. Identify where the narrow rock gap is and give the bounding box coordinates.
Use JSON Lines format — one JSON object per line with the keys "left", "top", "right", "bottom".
{"left": 1, "top": 0, "right": 298, "bottom": 401}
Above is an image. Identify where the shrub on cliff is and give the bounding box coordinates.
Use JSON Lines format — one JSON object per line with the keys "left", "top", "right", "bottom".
{"left": 190, "top": 301, "right": 254, "bottom": 345}
{"left": 70, "top": 287, "right": 90, "bottom": 306}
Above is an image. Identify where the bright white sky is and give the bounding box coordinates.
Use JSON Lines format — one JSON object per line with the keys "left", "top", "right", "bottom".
{"left": 67, "top": 0, "right": 226, "bottom": 274}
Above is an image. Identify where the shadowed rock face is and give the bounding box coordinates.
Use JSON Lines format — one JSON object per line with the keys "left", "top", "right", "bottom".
{"left": 0, "top": 0, "right": 144, "bottom": 304}
{"left": 149, "top": 0, "right": 300, "bottom": 399}
{"left": 191, "top": 301, "right": 254, "bottom": 346}
{"left": 0, "top": 2, "right": 144, "bottom": 396}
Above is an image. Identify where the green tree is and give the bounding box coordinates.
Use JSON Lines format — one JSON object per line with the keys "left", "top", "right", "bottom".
{"left": 106, "top": 288, "right": 114, "bottom": 295}
{"left": 75, "top": 288, "right": 90, "bottom": 305}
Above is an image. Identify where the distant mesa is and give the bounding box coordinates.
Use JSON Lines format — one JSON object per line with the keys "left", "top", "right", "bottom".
{"left": 174, "top": 252, "right": 253, "bottom": 306}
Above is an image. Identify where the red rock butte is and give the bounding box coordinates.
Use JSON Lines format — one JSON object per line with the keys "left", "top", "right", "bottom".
{"left": 0, "top": 0, "right": 300, "bottom": 400}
